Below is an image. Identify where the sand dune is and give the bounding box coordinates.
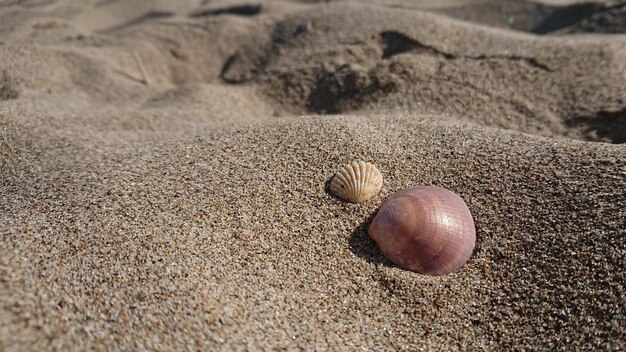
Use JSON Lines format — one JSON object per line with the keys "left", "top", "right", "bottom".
{"left": 1, "top": 0, "right": 625, "bottom": 351}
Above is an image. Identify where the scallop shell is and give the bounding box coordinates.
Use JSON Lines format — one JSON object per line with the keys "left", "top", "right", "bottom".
{"left": 330, "top": 161, "right": 383, "bottom": 203}
{"left": 369, "top": 186, "right": 476, "bottom": 275}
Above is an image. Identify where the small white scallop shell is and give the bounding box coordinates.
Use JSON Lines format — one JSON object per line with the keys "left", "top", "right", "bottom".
{"left": 330, "top": 161, "right": 383, "bottom": 203}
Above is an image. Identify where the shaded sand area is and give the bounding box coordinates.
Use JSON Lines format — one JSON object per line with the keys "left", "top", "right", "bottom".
{"left": 1, "top": 0, "right": 625, "bottom": 350}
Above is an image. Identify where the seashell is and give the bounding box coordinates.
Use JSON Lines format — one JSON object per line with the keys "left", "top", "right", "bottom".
{"left": 368, "top": 186, "right": 476, "bottom": 275}
{"left": 330, "top": 161, "right": 383, "bottom": 203}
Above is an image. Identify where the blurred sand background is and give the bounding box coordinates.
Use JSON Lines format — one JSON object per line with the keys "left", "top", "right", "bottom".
{"left": 1, "top": 0, "right": 625, "bottom": 350}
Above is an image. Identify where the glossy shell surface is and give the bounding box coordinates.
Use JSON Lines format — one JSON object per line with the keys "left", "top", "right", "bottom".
{"left": 368, "top": 186, "right": 476, "bottom": 275}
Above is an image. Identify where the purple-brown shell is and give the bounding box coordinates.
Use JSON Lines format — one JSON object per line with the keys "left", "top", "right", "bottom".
{"left": 368, "top": 186, "right": 476, "bottom": 275}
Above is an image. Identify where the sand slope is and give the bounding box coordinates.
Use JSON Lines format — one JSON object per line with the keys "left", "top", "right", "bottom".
{"left": 1, "top": 0, "right": 625, "bottom": 351}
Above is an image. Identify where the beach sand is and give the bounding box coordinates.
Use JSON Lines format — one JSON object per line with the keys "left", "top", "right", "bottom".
{"left": 1, "top": 0, "right": 625, "bottom": 350}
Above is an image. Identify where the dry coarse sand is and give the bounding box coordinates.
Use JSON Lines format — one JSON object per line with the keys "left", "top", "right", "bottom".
{"left": 1, "top": 0, "right": 625, "bottom": 351}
